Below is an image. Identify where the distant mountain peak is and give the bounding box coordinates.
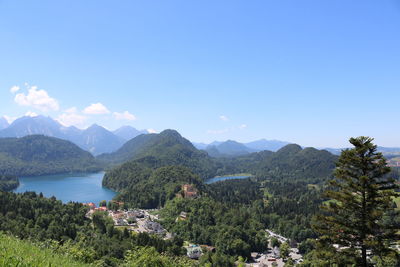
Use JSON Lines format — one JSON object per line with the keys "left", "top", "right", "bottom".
{"left": 276, "top": 143, "right": 303, "bottom": 155}
{"left": 0, "top": 117, "right": 9, "bottom": 130}
{"left": 113, "top": 125, "right": 147, "bottom": 141}
{"left": 87, "top": 123, "right": 103, "bottom": 129}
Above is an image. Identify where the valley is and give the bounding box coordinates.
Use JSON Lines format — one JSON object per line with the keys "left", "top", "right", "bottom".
{"left": 0, "top": 122, "right": 399, "bottom": 266}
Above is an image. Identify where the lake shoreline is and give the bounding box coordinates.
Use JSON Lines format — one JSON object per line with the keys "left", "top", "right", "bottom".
{"left": 14, "top": 172, "right": 116, "bottom": 206}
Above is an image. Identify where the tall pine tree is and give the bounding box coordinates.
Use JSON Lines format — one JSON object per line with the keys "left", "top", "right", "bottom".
{"left": 313, "top": 136, "right": 400, "bottom": 266}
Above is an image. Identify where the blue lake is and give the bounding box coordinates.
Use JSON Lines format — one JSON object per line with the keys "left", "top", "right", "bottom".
{"left": 14, "top": 172, "right": 116, "bottom": 205}
{"left": 205, "top": 175, "right": 251, "bottom": 184}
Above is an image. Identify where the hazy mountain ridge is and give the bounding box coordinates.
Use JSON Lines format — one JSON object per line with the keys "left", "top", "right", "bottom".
{"left": 0, "top": 117, "right": 9, "bottom": 130}
{"left": 113, "top": 126, "right": 147, "bottom": 140}
{"left": 0, "top": 116, "right": 148, "bottom": 155}
{"left": 205, "top": 140, "right": 256, "bottom": 157}
{"left": 195, "top": 138, "right": 291, "bottom": 157}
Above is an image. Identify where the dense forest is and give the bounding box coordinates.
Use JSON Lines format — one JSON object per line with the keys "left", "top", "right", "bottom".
{"left": 0, "top": 174, "right": 19, "bottom": 191}
{"left": 103, "top": 130, "right": 337, "bottom": 190}
{"left": 98, "top": 130, "right": 218, "bottom": 178}
{"left": 0, "top": 135, "right": 101, "bottom": 177}
{"left": 159, "top": 177, "right": 322, "bottom": 259}
{"left": 105, "top": 165, "right": 204, "bottom": 208}
{"left": 2, "top": 130, "right": 399, "bottom": 265}
{"left": 99, "top": 130, "right": 341, "bottom": 262}
{"left": 0, "top": 191, "right": 193, "bottom": 266}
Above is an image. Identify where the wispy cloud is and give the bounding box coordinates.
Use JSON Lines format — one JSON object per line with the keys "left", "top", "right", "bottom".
{"left": 57, "top": 114, "right": 87, "bottom": 127}
{"left": 239, "top": 124, "right": 247, "bottom": 129}
{"left": 147, "top": 128, "right": 158, "bottom": 134}
{"left": 219, "top": 115, "right": 229, "bottom": 121}
{"left": 10, "top": 85, "right": 20, "bottom": 94}
{"left": 25, "top": 111, "right": 38, "bottom": 117}
{"left": 83, "top": 103, "right": 110, "bottom": 115}
{"left": 65, "top": 107, "right": 78, "bottom": 113}
{"left": 14, "top": 85, "right": 59, "bottom": 111}
{"left": 113, "top": 111, "right": 136, "bottom": 121}
{"left": 207, "top": 128, "right": 230, "bottom": 135}
{"left": 3, "top": 115, "right": 17, "bottom": 124}
{"left": 57, "top": 107, "right": 88, "bottom": 127}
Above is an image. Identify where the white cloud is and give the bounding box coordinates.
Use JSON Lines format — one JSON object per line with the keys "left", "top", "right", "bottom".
{"left": 3, "top": 115, "right": 17, "bottom": 124}
{"left": 83, "top": 103, "right": 110, "bottom": 115}
{"left": 147, "top": 128, "right": 158, "bottom": 134}
{"left": 65, "top": 107, "right": 78, "bottom": 113}
{"left": 25, "top": 111, "right": 38, "bottom": 117}
{"left": 219, "top": 115, "right": 229, "bottom": 121}
{"left": 57, "top": 113, "right": 87, "bottom": 127}
{"left": 239, "top": 124, "right": 247, "bottom": 129}
{"left": 207, "top": 128, "right": 230, "bottom": 135}
{"left": 57, "top": 106, "right": 87, "bottom": 127}
{"left": 10, "top": 85, "right": 20, "bottom": 94}
{"left": 113, "top": 111, "right": 136, "bottom": 121}
{"left": 14, "top": 85, "right": 59, "bottom": 111}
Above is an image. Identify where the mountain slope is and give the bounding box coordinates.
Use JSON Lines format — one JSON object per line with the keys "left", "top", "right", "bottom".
{"left": 205, "top": 140, "right": 255, "bottom": 157}
{"left": 0, "top": 116, "right": 65, "bottom": 138}
{"left": 76, "top": 124, "right": 125, "bottom": 155}
{"left": 100, "top": 129, "right": 217, "bottom": 177}
{"left": 102, "top": 130, "right": 338, "bottom": 201}
{"left": 0, "top": 116, "right": 127, "bottom": 155}
{"left": 0, "top": 135, "right": 100, "bottom": 176}
{"left": 256, "top": 144, "right": 337, "bottom": 181}
{"left": 0, "top": 117, "right": 9, "bottom": 130}
{"left": 245, "top": 139, "right": 291, "bottom": 152}
{"left": 113, "top": 126, "right": 147, "bottom": 141}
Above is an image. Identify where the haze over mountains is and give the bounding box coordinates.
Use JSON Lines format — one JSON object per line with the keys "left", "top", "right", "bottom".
{"left": 195, "top": 139, "right": 292, "bottom": 157}
{"left": 1, "top": 115, "right": 399, "bottom": 158}
{"left": 0, "top": 117, "right": 9, "bottom": 130}
{"left": 0, "top": 115, "right": 149, "bottom": 155}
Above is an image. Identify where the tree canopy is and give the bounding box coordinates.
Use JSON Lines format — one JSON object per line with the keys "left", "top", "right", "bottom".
{"left": 313, "top": 136, "right": 400, "bottom": 266}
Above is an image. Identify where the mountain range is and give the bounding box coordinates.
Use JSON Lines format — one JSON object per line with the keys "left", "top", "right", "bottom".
{"left": 0, "top": 116, "right": 149, "bottom": 155}
{"left": 196, "top": 139, "right": 400, "bottom": 158}
{"left": 1, "top": 115, "right": 399, "bottom": 158}
{"left": 102, "top": 129, "right": 338, "bottom": 208}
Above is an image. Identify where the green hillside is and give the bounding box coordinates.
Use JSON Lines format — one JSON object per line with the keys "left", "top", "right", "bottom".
{"left": 0, "top": 135, "right": 101, "bottom": 177}
{"left": 0, "top": 233, "right": 92, "bottom": 267}
{"left": 100, "top": 129, "right": 218, "bottom": 178}
{"left": 106, "top": 165, "right": 203, "bottom": 208}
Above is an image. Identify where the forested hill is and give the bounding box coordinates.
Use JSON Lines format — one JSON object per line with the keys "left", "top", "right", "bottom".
{"left": 0, "top": 135, "right": 101, "bottom": 177}
{"left": 256, "top": 144, "right": 337, "bottom": 181}
{"left": 211, "top": 144, "right": 338, "bottom": 183}
{"left": 102, "top": 129, "right": 338, "bottom": 202}
{"left": 98, "top": 129, "right": 218, "bottom": 177}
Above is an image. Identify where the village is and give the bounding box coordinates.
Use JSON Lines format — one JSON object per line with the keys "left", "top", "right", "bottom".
{"left": 82, "top": 184, "right": 304, "bottom": 265}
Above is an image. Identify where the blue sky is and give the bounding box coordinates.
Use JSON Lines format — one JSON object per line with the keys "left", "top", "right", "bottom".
{"left": 0, "top": 0, "right": 399, "bottom": 147}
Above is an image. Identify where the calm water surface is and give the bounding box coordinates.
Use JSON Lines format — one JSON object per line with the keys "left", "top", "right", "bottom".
{"left": 14, "top": 172, "right": 116, "bottom": 205}
{"left": 205, "top": 175, "right": 251, "bottom": 184}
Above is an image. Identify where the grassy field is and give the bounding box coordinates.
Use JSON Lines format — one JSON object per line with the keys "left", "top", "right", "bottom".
{"left": 0, "top": 233, "right": 92, "bottom": 267}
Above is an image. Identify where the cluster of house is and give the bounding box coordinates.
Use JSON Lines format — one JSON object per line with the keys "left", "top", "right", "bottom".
{"left": 83, "top": 202, "right": 167, "bottom": 236}
{"left": 248, "top": 230, "right": 303, "bottom": 266}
